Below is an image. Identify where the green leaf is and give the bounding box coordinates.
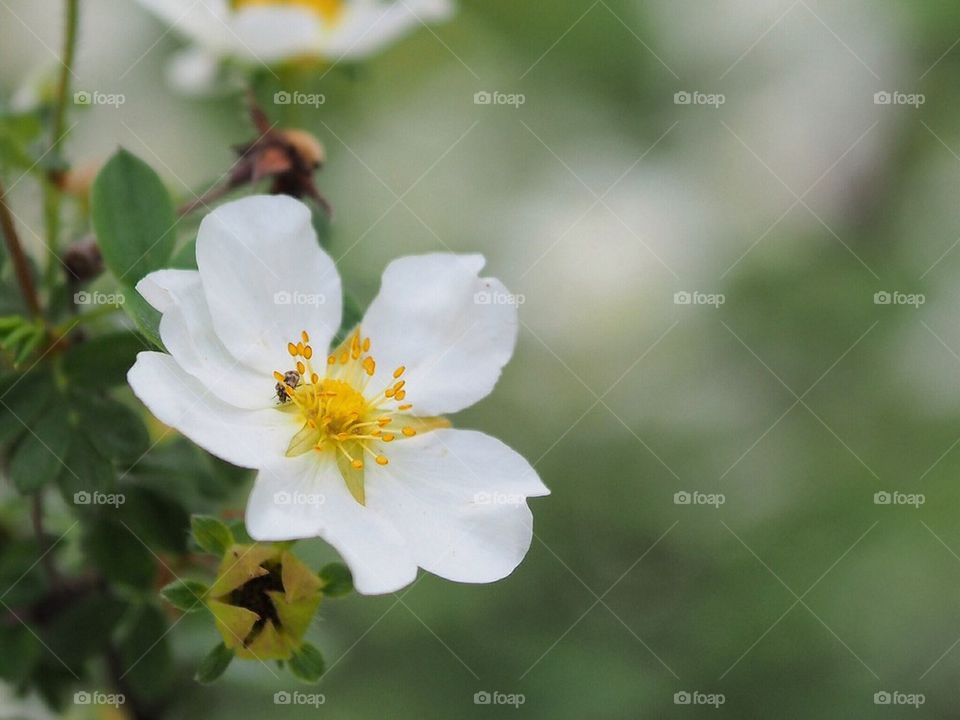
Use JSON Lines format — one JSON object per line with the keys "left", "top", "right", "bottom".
{"left": 117, "top": 603, "right": 174, "bottom": 701}
{"left": 71, "top": 391, "right": 150, "bottom": 463}
{"left": 319, "top": 562, "right": 353, "bottom": 597}
{"left": 191, "top": 515, "right": 234, "bottom": 556}
{"left": 195, "top": 642, "right": 234, "bottom": 684}
{"left": 62, "top": 331, "right": 144, "bottom": 388}
{"left": 9, "top": 400, "right": 72, "bottom": 492}
{"left": 288, "top": 642, "right": 325, "bottom": 682}
{"left": 0, "top": 625, "right": 41, "bottom": 683}
{"left": 82, "top": 517, "right": 155, "bottom": 589}
{"left": 0, "top": 370, "right": 55, "bottom": 445}
{"left": 116, "top": 486, "right": 190, "bottom": 554}
{"left": 43, "top": 592, "right": 128, "bottom": 667}
{"left": 123, "top": 290, "right": 163, "bottom": 348}
{"left": 160, "top": 579, "right": 208, "bottom": 612}
{"left": 56, "top": 433, "right": 115, "bottom": 504}
{"left": 91, "top": 149, "right": 176, "bottom": 285}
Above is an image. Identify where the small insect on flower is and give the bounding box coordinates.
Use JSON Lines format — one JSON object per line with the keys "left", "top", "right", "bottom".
{"left": 274, "top": 370, "right": 301, "bottom": 403}
{"left": 128, "top": 195, "right": 549, "bottom": 595}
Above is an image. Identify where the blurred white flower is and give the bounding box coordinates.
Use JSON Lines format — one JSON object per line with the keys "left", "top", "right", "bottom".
{"left": 128, "top": 195, "right": 548, "bottom": 594}
{"left": 135, "top": 0, "right": 454, "bottom": 92}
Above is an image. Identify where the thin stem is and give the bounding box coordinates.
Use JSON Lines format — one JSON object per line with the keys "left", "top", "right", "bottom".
{"left": 0, "top": 179, "right": 42, "bottom": 317}
{"left": 44, "top": 0, "right": 80, "bottom": 289}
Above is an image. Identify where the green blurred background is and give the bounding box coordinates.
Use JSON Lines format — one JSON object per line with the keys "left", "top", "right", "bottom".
{"left": 5, "top": 0, "right": 960, "bottom": 716}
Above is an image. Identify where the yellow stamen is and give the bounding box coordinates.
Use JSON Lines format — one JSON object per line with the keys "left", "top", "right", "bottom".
{"left": 301, "top": 330, "right": 310, "bottom": 343}
{"left": 376, "top": 455, "right": 388, "bottom": 465}
{"left": 393, "top": 366, "right": 405, "bottom": 378}
{"left": 303, "top": 345, "right": 313, "bottom": 360}
{"left": 402, "top": 427, "right": 416, "bottom": 437}
{"left": 273, "top": 371, "right": 285, "bottom": 382}
{"left": 288, "top": 342, "right": 298, "bottom": 356}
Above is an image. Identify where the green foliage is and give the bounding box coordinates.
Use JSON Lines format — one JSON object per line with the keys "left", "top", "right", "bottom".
{"left": 62, "top": 331, "right": 143, "bottom": 388}
{"left": 91, "top": 149, "right": 176, "bottom": 346}
{"left": 117, "top": 603, "right": 175, "bottom": 702}
{"left": 82, "top": 517, "right": 155, "bottom": 589}
{"left": 191, "top": 514, "right": 235, "bottom": 556}
{"left": 160, "top": 579, "right": 209, "bottom": 612}
{"left": 288, "top": 642, "right": 325, "bottom": 682}
{"left": 0, "top": 315, "right": 45, "bottom": 366}
{"left": 9, "top": 399, "right": 72, "bottom": 492}
{"left": 91, "top": 149, "right": 177, "bottom": 284}
{"left": 195, "top": 643, "right": 234, "bottom": 684}
{"left": 319, "top": 562, "right": 353, "bottom": 597}
{"left": 71, "top": 390, "right": 150, "bottom": 463}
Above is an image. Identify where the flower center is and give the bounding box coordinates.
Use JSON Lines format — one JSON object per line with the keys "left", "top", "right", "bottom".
{"left": 231, "top": 0, "right": 344, "bottom": 22}
{"left": 273, "top": 329, "right": 447, "bottom": 505}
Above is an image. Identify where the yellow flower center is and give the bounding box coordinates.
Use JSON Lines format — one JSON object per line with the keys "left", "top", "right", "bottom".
{"left": 273, "top": 329, "right": 448, "bottom": 505}
{"left": 231, "top": 0, "right": 344, "bottom": 23}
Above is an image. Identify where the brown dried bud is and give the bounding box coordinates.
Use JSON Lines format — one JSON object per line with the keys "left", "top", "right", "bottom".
{"left": 62, "top": 237, "right": 103, "bottom": 283}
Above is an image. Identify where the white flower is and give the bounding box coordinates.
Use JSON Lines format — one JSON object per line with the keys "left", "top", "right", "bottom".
{"left": 134, "top": 0, "right": 454, "bottom": 93}
{"left": 128, "top": 195, "right": 548, "bottom": 594}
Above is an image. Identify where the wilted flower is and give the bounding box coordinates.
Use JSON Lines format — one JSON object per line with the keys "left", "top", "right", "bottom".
{"left": 134, "top": 0, "right": 454, "bottom": 93}
{"left": 206, "top": 543, "right": 321, "bottom": 660}
{"left": 128, "top": 195, "right": 548, "bottom": 594}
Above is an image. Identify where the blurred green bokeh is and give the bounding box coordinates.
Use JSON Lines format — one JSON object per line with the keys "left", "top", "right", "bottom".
{"left": 5, "top": 0, "right": 960, "bottom": 717}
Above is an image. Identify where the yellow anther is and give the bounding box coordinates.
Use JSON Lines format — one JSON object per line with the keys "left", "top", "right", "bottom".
{"left": 273, "top": 371, "right": 285, "bottom": 383}
{"left": 393, "top": 366, "right": 405, "bottom": 378}
{"left": 284, "top": 385, "right": 295, "bottom": 397}
{"left": 288, "top": 342, "right": 299, "bottom": 356}
{"left": 296, "top": 361, "right": 305, "bottom": 375}
{"left": 385, "top": 388, "right": 395, "bottom": 398}
{"left": 375, "top": 455, "right": 389, "bottom": 466}
{"left": 382, "top": 433, "right": 395, "bottom": 442}
{"left": 402, "top": 427, "right": 416, "bottom": 437}
{"left": 363, "top": 337, "right": 371, "bottom": 352}
{"left": 301, "top": 330, "right": 310, "bottom": 343}
{"left": 378, "top": 417, "right": 392, "bottom": 426}
{"left": 297, "top": 341, "right": 305, "bottom": 355}
{"left": 311, "top": 372, "right": 319, "bottom": 384}
{"left": 303, "top": 345, "right": 313, "bottom": 360}
{"left": 328, "top": 355, "right": 336, "bottom": 365}
{"left": 395, "top": 390, "right": 406, "bottom": 401}
{"left": 351, "top": 459, "right": 363, "bottom": 469}
{"left": 362, "top": 357, "right": 376, "bottom": 376}
{"left": 340, "top": 351, "right": 349, "bottom": 364}
{"left": 392, "top": 380, "right": 406, "bottom": 392}
{"left": 398, "top": 404, "right": 413, "bottom": 411}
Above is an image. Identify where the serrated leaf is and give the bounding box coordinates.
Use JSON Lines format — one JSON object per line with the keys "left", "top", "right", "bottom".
{"left": 318, "top": 562, "right": 353, "bottom": 597}
{"left": 195, "top": 642, "right": 234, "bottom": 684}
{"left": 288, "top": 642, "right": 325, "bottom": 682}
{"left": 160, "top": 579, "right": 208, "bottom": 612}
{"left": 62, "top": 331, "right": 144, "bottom": 388}
{"left": 9, "top": 400, "right": 72, "bottom": 492}
{"left": 91, "top": 149, "right": 176, "bottom": 284}
{"left": 82, "top": 517, "right": 155, "bottom": 589}
{"left": 71, "top": 391, "right": 150, "bottom": 463}
{"left": 191, "top": 515, "right": 234, "bottom": 556}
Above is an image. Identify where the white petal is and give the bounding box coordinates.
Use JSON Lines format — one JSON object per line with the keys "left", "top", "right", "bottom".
{"left": 245, "top": 453, "right": 418, "bottom": 594}
{"left": 195, "top": 195, "right": 343, "bottom": 375}
{"left": 325, "top": 0, "right": 453, "bottom": 59}
{"left": 166, "top": 47, "right": 222, "bottom": 95}
{"left": 136, "top": 270, "right": 274, "bottom": 410}
{"left": 361, "top": 254, "right": 518, "bottom": 415}
{"left": 231, "top": 7, "right": 323, "bottom": 62}
{"left": 366, "top": 429, "right": 548, "bottom": 584}
{"left": 135, "top": 0, "right": 234, "bottom": 50}
{"left": 128, "top": 352, "right": 296, "bottom": 469}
